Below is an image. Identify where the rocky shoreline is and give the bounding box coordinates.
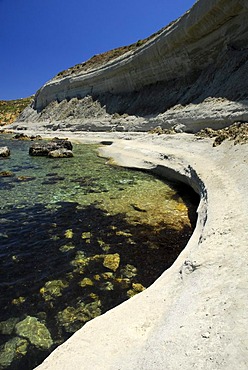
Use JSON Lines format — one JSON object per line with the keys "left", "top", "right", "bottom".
{"left": 4, "top": 128, "right": 244, "bottom": 370}
{"left": 2, "top": 0, "right": 248, "bottom": 367}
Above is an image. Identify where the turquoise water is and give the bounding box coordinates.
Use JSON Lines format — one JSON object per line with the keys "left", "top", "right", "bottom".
{"left": 0, "top": 134, "right": 197, "bottom": 370}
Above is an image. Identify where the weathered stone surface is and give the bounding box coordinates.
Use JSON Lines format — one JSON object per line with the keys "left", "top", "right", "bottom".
{"left": 10, "top": 0, "right": 248, "bottom": 133}
{"left": 0, "top": 337, "right": 28, "bottom": 368}
{"left": 15, "top": 316, "right": 53, "bottom": 350}
{"left": 57, "top": 300, "right": 101, "bottom": 333}
{"left": 103, "top": 253, "right": 120, "bottom": 272}
{"left": 40, "top": 280, "right": 69, "bottom": 301}
{"left": 13, "top": 133, "right": 42, "bottom": 140}
{"left": 47, "top": 148, "right": 73, "bottom": 158}
{"left": 29, "top": 138, "right": 73, "bottom": 156}
{"left": 0, "top": 146, "right": 10, "bottom": 157}
{"left": 0, "top": 317, "right": 19, "bottom": 335}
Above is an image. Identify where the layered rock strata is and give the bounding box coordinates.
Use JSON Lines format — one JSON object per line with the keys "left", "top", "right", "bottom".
{"left": 13, "top": 0, "right": 248, "bottom": 132}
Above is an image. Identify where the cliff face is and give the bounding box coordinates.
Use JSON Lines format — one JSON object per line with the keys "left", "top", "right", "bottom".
{"left": 15, "top": 0, "right": 248, "bottom": 132}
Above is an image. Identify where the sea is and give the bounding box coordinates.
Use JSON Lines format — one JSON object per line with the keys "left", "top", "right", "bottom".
{"left": 0, "top": 134, "right": 198, "bottom": 370}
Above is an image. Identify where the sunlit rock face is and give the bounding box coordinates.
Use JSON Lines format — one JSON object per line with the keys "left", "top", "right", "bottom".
{"left": 34, "top": 0, "right": 248, "bottom": 110}
{"left": 14, "top": 0, "right": 248, "bottom": 131}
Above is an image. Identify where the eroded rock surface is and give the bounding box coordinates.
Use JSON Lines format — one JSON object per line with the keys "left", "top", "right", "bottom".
{"left": 15, "top": 316, "right": 53, "bottom": 350}
{"left": 29, "top": 138, "right": 73, "bottom": 157}
{"left": 8, "top": 0, "right": 248, "bottom": 133}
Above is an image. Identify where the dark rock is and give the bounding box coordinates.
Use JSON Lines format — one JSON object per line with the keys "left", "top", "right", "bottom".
{"left": 13, "top": 133, "right": 42, "bottom": 141}
{"left": 51, "top": 138, "right": 73, "bottom": 150}
{"left": 16, "top": 176, "right": 36, "bottom": 182}
{"left": 30, "top": 135, "right": 42, "bottom": 140}
{"left": 0, "top": 171, "right": 13, "bottom": 177}
{"left": 0, "top": 147, "right": 10, "bottom": 157}
{"left": 13, "top": 133, "right": 30, "bottom": 140}
{"left": 29, "top": 139, "right": 73, "bottom": 156}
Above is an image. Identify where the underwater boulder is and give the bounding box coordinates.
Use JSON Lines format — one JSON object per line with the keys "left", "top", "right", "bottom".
{"left": 15, "top": 316, "right": 53, "bottom": 350}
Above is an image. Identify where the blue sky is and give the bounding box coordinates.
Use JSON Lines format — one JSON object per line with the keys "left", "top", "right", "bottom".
{"left": 0, "top": 0, "right": 195, "bottom": 100}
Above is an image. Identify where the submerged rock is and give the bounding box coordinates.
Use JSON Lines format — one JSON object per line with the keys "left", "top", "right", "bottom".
{"left": 15, "top": 316, "right": 53, "bottom": 350}
{"left": 40, "top": 280, "right": 69, "bottom": 301}
{"left": 103, "top": 253, "right": 120, "bottom": 272}
{"left": 79, "top": 277, "right": 94, "bottom": 287}
{"left": 0, "top": 337, "right": 28, "bottom": 368}
{"left": 120, "top": 264, "right": 137, "bottom": 278}
{"left": 57, "top": 300, "right": 101, "bottom": 333}
{"left": 59, "top": 243, "right": 75, "bottom": 252}
{"left": 0, "top": 317, "right": 20, "bottom": 335}
{"left": 0, "top": 146, "right": 10, "bottom": 157}
{"left": 127, "top": 282, "right": 146, "bottom": 298}
{"left": 0, "top": 170, "right": 13, "bottom": 176}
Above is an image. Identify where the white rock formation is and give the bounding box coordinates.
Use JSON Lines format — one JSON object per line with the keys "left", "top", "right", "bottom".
{"left": 12, "top": 0, "right": 248, "bottom": 132}
{"left": 34, "top": 132, "right": 248, "bottom": 370}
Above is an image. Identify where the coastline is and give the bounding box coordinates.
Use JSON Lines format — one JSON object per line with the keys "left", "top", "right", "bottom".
{"left": 22, "top": 130, "right": 248, "bottom": 370}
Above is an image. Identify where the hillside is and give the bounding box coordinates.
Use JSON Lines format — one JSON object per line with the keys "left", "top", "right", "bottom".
{"left": 0, "top": 97, "right": 33, "bottom": 126}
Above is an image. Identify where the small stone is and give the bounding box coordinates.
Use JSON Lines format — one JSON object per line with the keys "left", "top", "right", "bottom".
{"left": 100, "top": 281, "right": 114, "bottom": 291}
{"left": 59, "top": 244, "right": 75, "bottom": 252}
{"left": 201, "top": 331, "right": 210, "bottom": 339}
{"left": 120, "top": 264, "right": 137, "bottom": 278}
{"left": 101, "top": 272, "right": 114, "bottom": 280}
{"left": 64, "top": 229, "right": 73, "bottom": 238}
{"left": 79, "top": 278, "right": 94, "bottom": 287}
{"left": 40, "top": 280, "right": 69, "bottom": 301}
{"left": 12, "top": 296, "right": 26, "bottom": 305}
{"left": 81, "top": 231, "right": 91, "bottom": 239}
{"left": 97, "top": 239, "right": 110, "bottom": 252}
{"left": 103, "top": 253, "right": 120, "bottom": 272}
{"left": 0, "top": 171, "right": 13, "bottom": 177}
{"left": 115, "top": 278, "right": 131, "bottom": 289}
{"left": 127, "top": 283, "right": 146, "bottom": 298}
{"left": 93, "top": 274, "right": 101, "bottom": 281}
{"left": 132, "top": 283, "right": 146, "bottom": 292}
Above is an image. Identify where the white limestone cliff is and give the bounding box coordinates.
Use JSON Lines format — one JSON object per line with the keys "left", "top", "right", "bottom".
{"left": 13, "top": 0, "right": 248, "bottom": 132}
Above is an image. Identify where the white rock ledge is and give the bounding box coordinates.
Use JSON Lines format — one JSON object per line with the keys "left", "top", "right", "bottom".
{"left": 35, "top": 132, "right": 248, "bottom": 370}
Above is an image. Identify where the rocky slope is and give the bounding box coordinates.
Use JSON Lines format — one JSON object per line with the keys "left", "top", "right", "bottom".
{"left": 0, "top": 97, "right": 33, "bottom": 126}
{"left": 12, "top": 0, "right": 248, "bottom": 133}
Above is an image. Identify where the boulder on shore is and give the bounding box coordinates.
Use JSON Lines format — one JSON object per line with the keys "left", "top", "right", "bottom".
{"left": 0, "top": 146, "right": 10, "bottom": 157}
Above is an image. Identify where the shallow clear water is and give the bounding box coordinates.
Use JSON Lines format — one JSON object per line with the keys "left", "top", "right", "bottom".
{"left": 0, "top": 134, "right": 197, "bottom": 370}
